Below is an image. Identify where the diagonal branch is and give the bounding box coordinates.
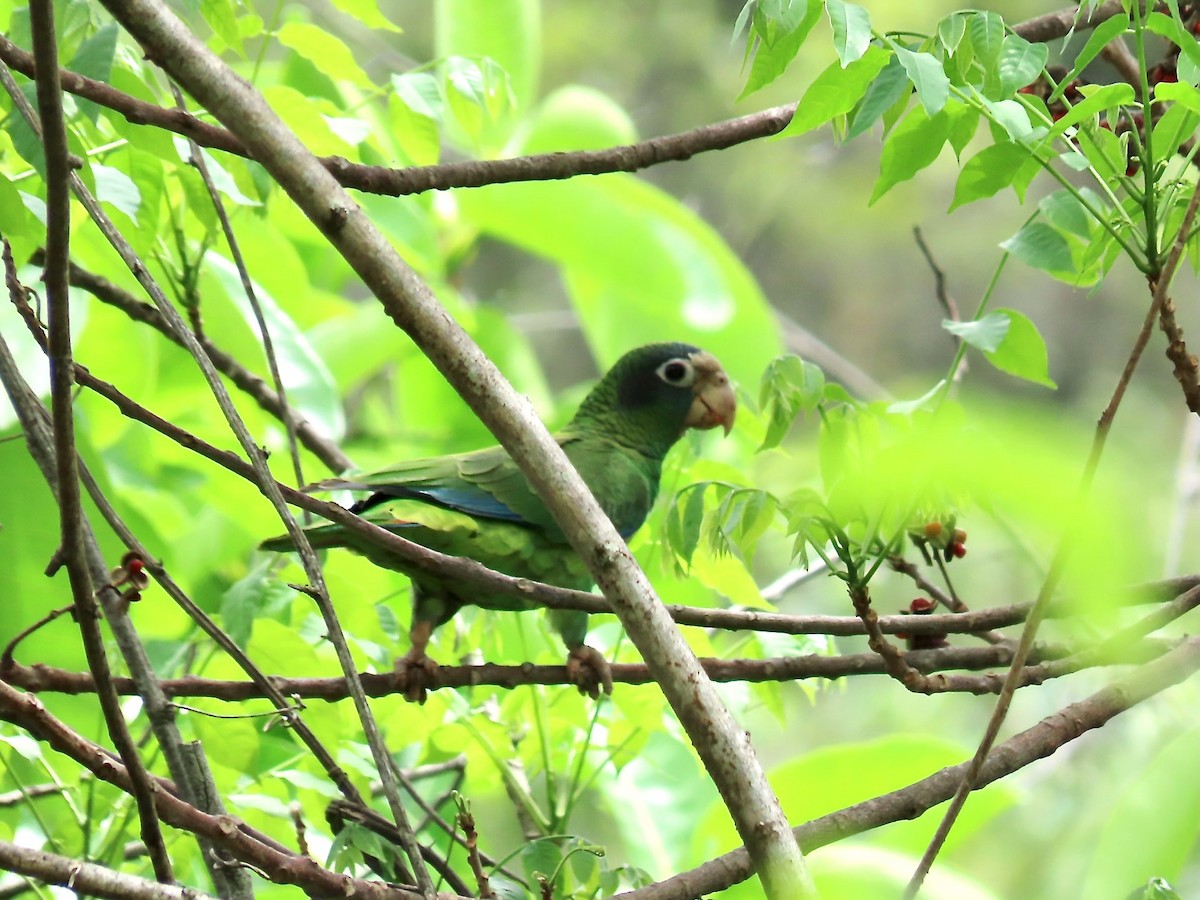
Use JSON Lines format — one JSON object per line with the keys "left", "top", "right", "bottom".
{"left": 617, "top": 634, "right": 1200, "bottom": 900}
{"left": 28, "top": 251, "right": 352, "bottom": 472}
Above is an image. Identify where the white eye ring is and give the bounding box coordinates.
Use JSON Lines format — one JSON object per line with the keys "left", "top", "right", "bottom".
{"left": 656, "top": 358, "right": 695, "bottom": 387}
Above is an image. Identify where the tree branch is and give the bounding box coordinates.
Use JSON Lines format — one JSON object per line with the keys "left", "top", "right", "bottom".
{"left": 0, "top": 839, "right": 217, "bottom": 900}
{"left": 0, "top": 678, "right": 455, "bottom": 899}
{"left": 618, "top": 634, "right": 1200, "bottom": 899}
{"left": 4, "top": 637, "right": 1178, "bottom": 699}
{"left": 0, "top": 4, "right": 1127, "bottom": 204}
{"left": 25, "top": 4, "right": 174, "bottom": 882}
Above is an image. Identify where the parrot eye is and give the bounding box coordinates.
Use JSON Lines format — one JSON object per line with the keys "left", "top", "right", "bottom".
{"left": 656, "top": 358, "right": 695, "bottom": 387}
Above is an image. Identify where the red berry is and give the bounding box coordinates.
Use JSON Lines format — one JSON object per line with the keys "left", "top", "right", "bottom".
{"left": 951, "top": 543, "right": 967, "bottom": 559}
{"left": 128, "top": 558, "right": 144, "bottom": 574}
{"left": 909, "top": 597, "right": 935, "bottom": 613}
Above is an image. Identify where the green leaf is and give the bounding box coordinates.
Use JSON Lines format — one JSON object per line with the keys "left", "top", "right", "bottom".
{"left": 328, "top": 0, "right": 400, "bottom": 32}
{"left": 981, "top": 308, "right": 1056, "bottom": 387}
{"left": 1000, "top": 220, "right": 1074, "bottom": 275}
{"left": 739, "top": 0, "right": 822, "bottom": 98}
{"left": 783, "top": 46, "right": 890, "bottom": 137}
{"left": 998, "top": 33, "right": 1048, "bottom": 97}
{"left": 981, "top": 96, "right": 1037, "bottom": 142}
{"left": 1048, "top": 82, "right": 1136, "bottom": 136}
{"left": 522, "top": 839, "right": 562, "bottom": 882}
{"left": 1151, "top": 103, "right": 1199, "bottom": 164}
{"left": 1127, "top": 878, "right": 1183, "bottom": 900}
{"left": 967, "top": 10, "right": 1004, "bottom": 68}
{"left": 758, "top": 354, "right": 824, "bottom": 450}
{"left": 389, "top": 71, "right": 442, "bottom": 166}
{"left": 522, "top": 85, "right": 637, "bottom": 154}
{"left": 870, "top": 105, "right": 950, "bottom": 203}
{"left": 1085, "top": 728, "right": 1200, "bottom": 896}
{"left": 204, "top": 255, "right": 346, "bottom": 440}
{"left": 950, "top": 142, "right": 1031, "bottom": 209}
{"left": 1038, "top": 188, "right": 1098, "bottom": 239}
{"left": 67, "top": 23, "right": 117, "bottom": 122}
{"left": 277, "top": 22, "right": 373, "bottom": 90}
{"left": 895, "top": 47, "right": 950, "bottom": 115}
{"left": 201, "top": 0, "right": 243, "bottom": 55}
{"left": 436, "top": 0, "right": 540, "bottom": 113}
{"left": 943, "top": 311, "right": 1009, "bottom": 352}
{"left": 846, "top": 53, "right": 909, "bottom": 139}
{"left": 91, "top": 163, "right": 140, "bottom": 223}
{"left": 1050, "top": 13, "right": 1128, "bottom": 102}
{"left": 936, "top": 12, "right": 968, "bottom": 56}
{"left": 1146, "top": 12, "right": 1200, "bottom": 73}
{"left": 669, "top": 483, "right": 709, "bottom": 568}
{"left": 442, "top": 55, "right": 516, "bottom": 152}
{"left": 946, "top": 103, "right": 981, "bottom": 157}
{"left": 456, "top": 174, "right": 782, "bottom": 388}
{"left": 825, "top": 0, "right": 872, "bottom": 67}
{"left": 1156, "top": 79, "right": 1200, "bottom": 114}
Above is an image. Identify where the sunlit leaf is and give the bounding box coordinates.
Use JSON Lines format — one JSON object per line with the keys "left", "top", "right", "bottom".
{"left": 783, "top": 45, "right": 890, "bottom": 137}
{"left": 825, "top": 0, "right": 872, "bottom": 67}
{"left": 870, "top": 105, "right": 950, "bottom": 203}
{"left": 739, "top": 0, "right": 822, "bottom": 98}
{"left": 277, "top": 22, "right": 374, "bottom": 90}
{"left": 895, "top": 47, "right": 950, "bottom": 115}
{"left": 950, "top": 141, "right": 1030, "bottom": 210}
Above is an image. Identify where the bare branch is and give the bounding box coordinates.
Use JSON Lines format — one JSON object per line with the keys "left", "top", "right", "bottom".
{"left": 0, "top": 839, "right": 216, "bottom": 900}
{"left": 24, "top": 6, "right": 174, "bottom": 881}
{"left": 5, "top": 637, "right": 1179, "bottom": 699}
{"left": 618, "top": 634, "right": 1200, "bottom": 900}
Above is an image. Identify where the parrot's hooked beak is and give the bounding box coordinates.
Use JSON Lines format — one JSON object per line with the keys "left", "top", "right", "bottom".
{"left": 684, "top": 351, "right": 736, "bottom": 436}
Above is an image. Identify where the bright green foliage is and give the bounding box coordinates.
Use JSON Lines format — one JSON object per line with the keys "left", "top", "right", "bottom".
{"left": 1, "top": 1, "right": 1197, "bottom": 898}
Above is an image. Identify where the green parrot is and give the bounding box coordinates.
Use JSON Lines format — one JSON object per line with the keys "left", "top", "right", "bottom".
{"left": 262, "top": 342, "right": 736, "bottom": 701}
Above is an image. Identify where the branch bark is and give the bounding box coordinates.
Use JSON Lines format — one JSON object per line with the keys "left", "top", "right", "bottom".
{"left": 617, "top": 634, "right": 1200, "bottom": 899}
{"left": 0, "top": 840, "right": 217, "bottom": 900}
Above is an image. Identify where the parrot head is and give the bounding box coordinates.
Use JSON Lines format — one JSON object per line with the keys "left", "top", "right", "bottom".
{"left": 575, "top": 342, "right": 737, "bottom": 456}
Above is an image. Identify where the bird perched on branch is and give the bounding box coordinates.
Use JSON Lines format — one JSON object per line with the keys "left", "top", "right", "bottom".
{"left": 262, "top": 342, "right": 736, "bottom": 701}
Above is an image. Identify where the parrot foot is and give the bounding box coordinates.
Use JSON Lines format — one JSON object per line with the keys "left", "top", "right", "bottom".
{"left": 394, "top": 649, "right": 439, "bottom": 704}
{"left": 567, "top": 645, "right": 613, "bottom": 699}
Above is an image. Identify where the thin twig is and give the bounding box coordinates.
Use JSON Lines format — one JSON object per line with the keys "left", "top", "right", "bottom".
{"left": 618, "top": 635, "right": 1200, "bottom": 900}
{"left": 30, "top": 251, "right": 352, "bottom": 473}
{"left": 23, "top": 6, "right": 173, "bottom": 882}
{"left": 170, "top": 82, "right": 308, "bottom": 493}
{"left": 848, "top": 584, "right": 931, "bottom": 691}
{"left": 0, "top": 679, "right": 446, "bottom": 899}
{"left": 1, "top": 44, "right": 433, "bottom": 895}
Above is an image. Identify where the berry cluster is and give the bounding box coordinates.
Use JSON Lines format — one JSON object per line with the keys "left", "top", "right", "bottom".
{"left": 108, "top": 551, "right": 149, "bottom": 602}
{"left": 911, "top": 519, "right": 967, "bottom": 563}
{"left": 895, "top": 596, "right": 950, "bottom": 651}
